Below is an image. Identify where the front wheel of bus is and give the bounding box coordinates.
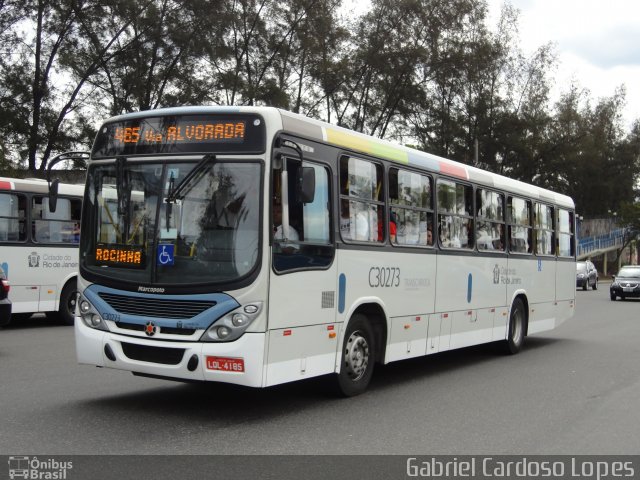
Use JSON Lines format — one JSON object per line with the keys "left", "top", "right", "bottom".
{"left": 504, "top": 298, "right": 526, "bottom": 354}
{"left": 335, "top": 314, "right": 375, "bottom": 397}
{"left": 58, "top": 281, "right": 78, "bottom": 325}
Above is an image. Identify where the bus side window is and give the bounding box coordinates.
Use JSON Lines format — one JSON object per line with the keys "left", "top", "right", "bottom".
{"left": 273, "top": 160, "right": 333, "bottom": 272}
{"left": 32, "top": 196, "right": 81, "bottom": 244}
{"left": 507, "top": 196, "right": 532, "bottom": 254}
{"left": 437, "top": 179, "right": 473, "bottom": 249}
{"left": 0, "top": 193, "right": 27, "bottom": 242}
{"left": 558, "top": 209, "right": 574, "bottom": 257}
{"left": 389, "top": 168, "right": 433, "bottom": 247}
{"left": 339, "top": 156, "right": 383, "bottom": 244}
{"left": 476, "top": 189, "right": 505, "bottom": 251}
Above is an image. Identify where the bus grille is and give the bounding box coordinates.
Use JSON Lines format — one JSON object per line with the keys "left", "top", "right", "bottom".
{"left": 98, "top": 292, "right": 216, "bottom": 319}
{"left": 116, "top": 322, "right": 196, "bottom": 336}
{"left": 121, "top": 342, "right": 185, "bottom": 365}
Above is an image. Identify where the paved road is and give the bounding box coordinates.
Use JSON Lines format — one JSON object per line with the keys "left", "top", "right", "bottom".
{"left": 1, "top": 288, "right": 639, "bottom": 455}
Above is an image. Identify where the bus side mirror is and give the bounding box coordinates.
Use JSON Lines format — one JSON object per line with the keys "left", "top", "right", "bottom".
{"left": 297, "top": 167, "right": 315, "bottom": 204}
{"left": 48, "top": 179, "right": 59, "bottom": 213}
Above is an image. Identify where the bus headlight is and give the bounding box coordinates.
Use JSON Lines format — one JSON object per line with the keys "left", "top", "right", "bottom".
{"left": 80, "top": 300, "right": 92, "bottom": 314}
{"left": 201, "top": 302, "right": 263, "bottom": 342}
{"left": 77, "top": 294, "right": 109, "bottom": 332}
{"left": 232, "top": 313, "right": 249, "bottom": 327}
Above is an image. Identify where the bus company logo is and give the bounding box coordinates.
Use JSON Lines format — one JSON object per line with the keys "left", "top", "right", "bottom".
{"left": 144, "top": 321, "right": 157, "bottom": 336}
{"left": 493, "top": 264, "right": 500, "bottom": 284}
{"left": 138, "top": 286, "right": 165, "bottom": 293}
{"left": 8, "top": 456, "right": 73, "bottom": 479}
{"left": 28, "top": 252, "right": 40, "bottom": 268}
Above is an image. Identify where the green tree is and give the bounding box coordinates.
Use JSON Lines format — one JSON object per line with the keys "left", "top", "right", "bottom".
{"left": 78, "top": 0, "right": 229, "bottom": 114}
{"left": 0, "top": 0, "right": 155, "bottom": 172}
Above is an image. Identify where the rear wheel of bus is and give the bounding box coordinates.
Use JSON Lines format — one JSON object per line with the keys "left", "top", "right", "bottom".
{"left": 335, "top": 314, "right": 375, "bottom": 397}
{"left": 504, "top": 297, "right": 526, "bottom": 354}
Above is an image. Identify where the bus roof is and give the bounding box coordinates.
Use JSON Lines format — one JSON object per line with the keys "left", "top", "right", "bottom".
{"left": 99, "top": 106, "right": 575, "bottom": 209}
{"left": 0, "top": 176, "right": 85, "bottom": 197}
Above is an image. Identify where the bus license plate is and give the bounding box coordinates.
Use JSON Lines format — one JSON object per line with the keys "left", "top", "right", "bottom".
{"left": 206, "top": 356, "right": 245, "bottom": 372}
{"left": 623, "top": 287, "right": 634, "bottom": 292}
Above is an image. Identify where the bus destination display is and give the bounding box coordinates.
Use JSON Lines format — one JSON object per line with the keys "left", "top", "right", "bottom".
{"left": 95, "top": 244, "right": 145, "bottom": 268}
{"left": 113, "top": 121, "right": 246, "bottom": 145}
{"left": 92, "top": 114, "right": 265, "bottom": 157}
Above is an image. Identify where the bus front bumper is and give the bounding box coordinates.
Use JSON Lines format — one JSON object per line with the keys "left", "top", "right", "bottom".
{"left": 75, "top": 318, "right": 266, "bottom": 387}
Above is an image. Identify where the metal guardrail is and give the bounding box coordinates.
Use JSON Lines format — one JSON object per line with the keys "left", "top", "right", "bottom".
{"left": 577, "top": 228, "right": 626, "bottom": 259}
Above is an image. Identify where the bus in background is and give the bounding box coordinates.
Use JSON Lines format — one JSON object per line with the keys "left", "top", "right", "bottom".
{"left": 67, "top": 106, "right": 575, "bottom": 396}
{"left": 0, "top": 177, "right": 84, "bottom": 325}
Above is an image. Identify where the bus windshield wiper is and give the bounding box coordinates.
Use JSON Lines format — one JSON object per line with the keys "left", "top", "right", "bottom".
{"left": 165, "top": 154, "right": 215, "bottom": 232}
{"left": 166, "top": 154, "right": 216, "bottom": 203}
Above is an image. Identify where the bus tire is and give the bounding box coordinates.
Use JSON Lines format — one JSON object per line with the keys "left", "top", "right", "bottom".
{"left": 335, "top": 314, "right": 375, "bottom": 397}
{"left": 504, "top": 297, "right": 526, "bottom": 354}
{"left": 58, "top": 281, "right": 78, "bottom": 325}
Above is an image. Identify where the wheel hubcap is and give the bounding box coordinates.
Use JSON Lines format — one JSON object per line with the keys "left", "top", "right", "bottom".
{"left": 344, "top": 331, "right": 369, "bottom": 381}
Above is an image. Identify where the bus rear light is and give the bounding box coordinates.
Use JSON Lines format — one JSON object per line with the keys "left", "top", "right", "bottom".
{"left": 1, "top": 279, "right": 9, "bottom": 293}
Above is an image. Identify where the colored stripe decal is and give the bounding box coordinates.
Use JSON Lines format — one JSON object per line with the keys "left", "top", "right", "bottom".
{"left": 439, "top": 161, "right": 468, "bottom": 180}
{"left": 0, "top": 180, "right": 14, "bottom": 190}
{"left": 338, "top": 274, "right": 346, "bottom": 314}
{"left": 326, "top": 128, "right": 409, "bottom": 164}
{"left": 370, "top": 142, "right": 409, "bottom": 164}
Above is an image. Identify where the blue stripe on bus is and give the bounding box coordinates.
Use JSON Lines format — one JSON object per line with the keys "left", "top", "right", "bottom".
{"left": 467, "top": 273, "right": 472, "bottom": 303}
{"left": 83, "top": 284, "right": 240, "bottom": 330}
{"left": 338, "top": 274, "right": 346, "bottom": 314}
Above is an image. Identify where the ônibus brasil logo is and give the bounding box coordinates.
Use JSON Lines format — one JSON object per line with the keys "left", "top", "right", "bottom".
{"left": 8, "top": 456, "right": 73, "bottom": 479}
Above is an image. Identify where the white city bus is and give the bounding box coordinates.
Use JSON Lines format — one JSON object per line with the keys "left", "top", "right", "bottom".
{"left": 70, "top": 106, "right": 575, "bottom": 395}
{"left": 0, "top": 177, "right": 84, "bottom": 325}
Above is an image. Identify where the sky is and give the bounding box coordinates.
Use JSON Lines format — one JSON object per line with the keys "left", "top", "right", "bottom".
{"left": 486, "top": 0, "right": 640, "bottom": 130}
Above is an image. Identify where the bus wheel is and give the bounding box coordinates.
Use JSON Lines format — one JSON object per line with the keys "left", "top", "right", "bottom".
{"left": 58, "top": 281, "right": 78, "bottom": 325}
{"left": 335, "top": 314, "right": 375, "bottom": 397}
{"left": 504, "top": 298, "right": 525, "bottom": 354}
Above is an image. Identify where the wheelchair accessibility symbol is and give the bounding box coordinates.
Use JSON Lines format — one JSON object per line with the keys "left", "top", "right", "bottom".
{"left": 157, "top": 244, "right": 175, "bottom": 266}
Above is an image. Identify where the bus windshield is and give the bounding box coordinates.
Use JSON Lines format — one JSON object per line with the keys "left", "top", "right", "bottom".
{"left": 81, "top": 160, "right": 261, "bottom": 287}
